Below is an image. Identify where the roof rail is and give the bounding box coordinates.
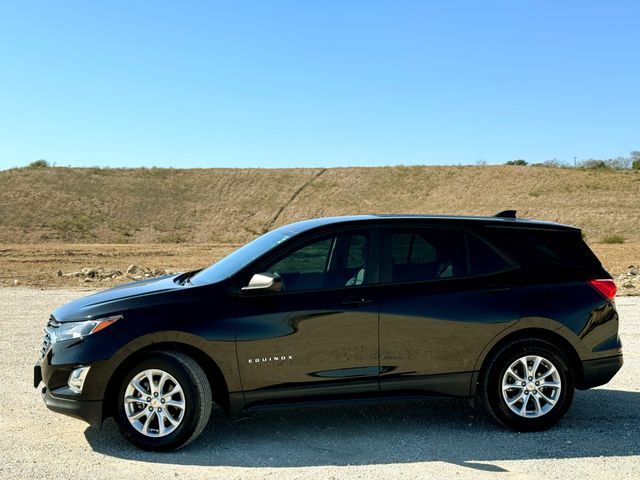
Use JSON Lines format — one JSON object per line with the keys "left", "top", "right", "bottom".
{"left": 494, "top": 210, "right": 517, "bottom": 219}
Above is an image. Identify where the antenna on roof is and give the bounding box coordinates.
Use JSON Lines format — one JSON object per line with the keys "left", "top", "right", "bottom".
{"left": 494, "top": 210, "right": 517, "bottom": 219}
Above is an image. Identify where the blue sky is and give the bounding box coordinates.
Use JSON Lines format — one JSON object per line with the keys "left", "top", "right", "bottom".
{"left": 1, "top": 1, "right": 638, "bottom": 169}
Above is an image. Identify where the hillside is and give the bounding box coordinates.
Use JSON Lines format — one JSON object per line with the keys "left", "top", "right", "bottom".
{"left": 1, "top": 165, "right": 639, "bottom": 244}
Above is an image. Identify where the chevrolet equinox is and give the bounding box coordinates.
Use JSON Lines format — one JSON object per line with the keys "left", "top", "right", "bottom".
{"left": 34, "top": 212, "right": 623, "bottom": 450}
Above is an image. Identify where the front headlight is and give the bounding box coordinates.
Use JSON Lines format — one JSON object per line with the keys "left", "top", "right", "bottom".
{"left": 51, "top": 315, "right": 122, "bottom": 343}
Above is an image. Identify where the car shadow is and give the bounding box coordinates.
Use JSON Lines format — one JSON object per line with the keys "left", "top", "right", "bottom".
{"left": 85, "top": 389, "right": 640, "bottom": 471}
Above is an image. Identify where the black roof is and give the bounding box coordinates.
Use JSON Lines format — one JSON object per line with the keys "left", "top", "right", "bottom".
{"left": 280, "top": 213, "right": 579, "bottom": 235}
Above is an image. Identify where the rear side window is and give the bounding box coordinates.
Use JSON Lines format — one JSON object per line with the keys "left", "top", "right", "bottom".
{"left": 390, "top": 228, "right": 466, "bottom": 282}
{"left": 467, "top": 233, "right": 510, "bottom": 276}
{"left": 388, "top": 227, "right": 514, "bottom": 283}
{"left": 391, "top": 232, "right": 437, "bottom": 265}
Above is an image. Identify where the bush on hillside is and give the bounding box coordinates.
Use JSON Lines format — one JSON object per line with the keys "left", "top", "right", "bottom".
{"left": 580, "top": 157, "right": 631, "bottom": 170}
{"left": 542, "top": 159, "right": 570, "bottom": 168}
{"left": 26, "top": 159, "right": 50, "bottom": 168}
{"left": 602, "top": 234, "right": 625, "bottom": 244}
{"left": 521, "top": 151, "right": 639, "bottom": 170}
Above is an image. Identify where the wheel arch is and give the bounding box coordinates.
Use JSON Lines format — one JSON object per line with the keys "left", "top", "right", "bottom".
{"left": 471, "top": 327, "right": 584, "bottom": 396}
{"left": 102, "top": 341, "right": 230, "bottom": 422}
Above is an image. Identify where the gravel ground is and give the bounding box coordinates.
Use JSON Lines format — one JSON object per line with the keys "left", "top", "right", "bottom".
{"left": 0, "top": 288, "right": 638, "bottom": 480}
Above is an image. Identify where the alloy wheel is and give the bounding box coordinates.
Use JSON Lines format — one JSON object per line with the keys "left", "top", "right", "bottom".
{"left": 123, "top": 369, "right": 186, "bottom": 437}
{"left": 501, "top": 355, "right": 562, "bottom": 418}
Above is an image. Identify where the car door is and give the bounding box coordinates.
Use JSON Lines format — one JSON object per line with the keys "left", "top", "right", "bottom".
{"left": 233, "top": 227, "right": 381, "bottom": 407}
{"left": 378, "top": 224, "right": 522, "bottom": 397}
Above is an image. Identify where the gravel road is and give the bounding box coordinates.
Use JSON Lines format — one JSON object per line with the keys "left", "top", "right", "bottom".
{"left": 1, "top": 288, "right": 638, "bottom": 480}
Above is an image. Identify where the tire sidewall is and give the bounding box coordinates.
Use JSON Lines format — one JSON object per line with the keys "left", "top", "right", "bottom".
{"left": 115, "top": 354, "right": 202, "bottom": 451}
{"left": 485, "top": 340, "right": 575, "bottom": 431}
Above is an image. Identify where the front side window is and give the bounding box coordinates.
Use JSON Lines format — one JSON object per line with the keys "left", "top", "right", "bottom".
{"left": 265, "top": 231, "right": 369, "bottom": 292}
{"left": 270, "top": 238, "right": 333, "bottom": 274}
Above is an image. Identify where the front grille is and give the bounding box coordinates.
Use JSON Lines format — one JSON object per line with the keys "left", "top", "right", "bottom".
{"left": 40, "top": 315, "right": 60, "bottom": 358}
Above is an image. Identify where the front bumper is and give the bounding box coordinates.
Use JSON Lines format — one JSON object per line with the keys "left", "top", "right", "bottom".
{"left": 579, "top": 354, "right": 624, "bottom": 390}
{"left": 35, "top": 362, "right": 103, "bottom": 426}
{"left": 34, "top": 362, "right": 42, "bottom": 388}
{"left": 40, "top": 385, "right": 103, "bottom": 426}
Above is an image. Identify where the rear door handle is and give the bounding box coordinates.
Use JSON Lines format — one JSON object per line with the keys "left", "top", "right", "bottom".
{"left": 341, "top": 297, "right": 374, "bottom": 307}
{"left": 482, "top": 284, "right": 511, "bottom": 294}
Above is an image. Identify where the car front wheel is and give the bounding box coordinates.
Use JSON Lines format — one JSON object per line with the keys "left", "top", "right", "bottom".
{"left": 115, "top": 351, "right": 212, "bottom": 451}
{"left": 481, "top": 339, "right": 575, "bottom": 431}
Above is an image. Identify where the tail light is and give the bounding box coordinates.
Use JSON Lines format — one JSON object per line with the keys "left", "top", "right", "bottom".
{"left": 589, "top": 279, "right": 617, "bottom": 300}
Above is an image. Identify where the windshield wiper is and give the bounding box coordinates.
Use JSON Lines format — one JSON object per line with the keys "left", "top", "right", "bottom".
{"left": 174, "top": 269, "right": 203, "bottom": 285}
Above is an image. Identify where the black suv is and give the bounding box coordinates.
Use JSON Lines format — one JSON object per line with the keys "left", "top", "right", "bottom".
{"left": 35, "top": 212, "right": 623, "bottom": 450}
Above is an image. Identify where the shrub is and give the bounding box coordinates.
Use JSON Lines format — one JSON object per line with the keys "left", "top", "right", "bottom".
{"left": 579, "top": 157, "right": 631, "bottom": 170}
{"left": 607, "top": 157, "right": 632, "bottom": 169}
{"left": 26, "top": 159, "right": 50, "bottom": 168}
{"left": 580, "top": 159, "right": 608, "bottom": 169}
{"left": 505, "top": 159, "right": 528, "bottom": 166}
{"left": 601, "top": 234, "right": 625, "bottom": 244}
{"left": 542, "top": 159, "right": 570, "bottom": 168}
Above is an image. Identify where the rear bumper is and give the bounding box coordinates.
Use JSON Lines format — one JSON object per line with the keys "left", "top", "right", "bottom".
{"left": 579, "top": 354, "right": 623, "bottom": 390}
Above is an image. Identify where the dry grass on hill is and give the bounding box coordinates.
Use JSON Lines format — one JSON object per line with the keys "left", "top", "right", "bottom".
{"left": 1, "top": 165, "right": 639, "bottom": 244}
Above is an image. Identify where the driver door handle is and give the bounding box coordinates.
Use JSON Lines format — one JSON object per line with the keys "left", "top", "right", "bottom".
{"left": 482, "top": 284, "right": 511, "bottom": 294}
{"left": 341, "top": 297, "right": 374, "bottom": 307}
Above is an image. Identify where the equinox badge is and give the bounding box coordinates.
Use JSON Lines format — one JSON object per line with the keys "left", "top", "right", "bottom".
{"left": 248, "top": 355, "right": 293, "bottom": 364}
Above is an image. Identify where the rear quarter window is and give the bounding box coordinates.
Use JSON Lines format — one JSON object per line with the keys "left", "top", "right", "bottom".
{"left": 490, "top": 228, "right": 602, "bottom": 269}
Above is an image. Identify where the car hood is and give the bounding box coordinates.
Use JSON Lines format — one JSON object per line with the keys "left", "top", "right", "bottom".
{"left": 52, "top": 274, "right": 192, "bottom": 322}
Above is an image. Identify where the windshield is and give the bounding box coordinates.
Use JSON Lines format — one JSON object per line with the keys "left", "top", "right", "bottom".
{"left": 190, "top": 229, "right": 293, "bottom": 285}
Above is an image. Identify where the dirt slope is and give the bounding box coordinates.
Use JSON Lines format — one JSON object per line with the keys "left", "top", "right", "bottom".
{"left": 1, "top": 165, "right": 639, "bottom": 244}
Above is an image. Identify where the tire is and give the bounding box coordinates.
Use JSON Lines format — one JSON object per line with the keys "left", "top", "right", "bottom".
{"left": 114, "top": 351, "right": 212, "bottom": 451}
{"left": 480, "top": 339, "right": 574, "bottom": 431}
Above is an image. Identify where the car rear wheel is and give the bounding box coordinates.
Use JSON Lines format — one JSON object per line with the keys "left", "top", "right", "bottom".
{"left": 115, "top": 351, "right": 212, "bottom": 451}
{"left": 480, "top": 339, "right": 574, "bottom": 431}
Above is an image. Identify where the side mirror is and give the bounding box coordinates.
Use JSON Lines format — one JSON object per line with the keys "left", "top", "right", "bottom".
{"left": 241, "top": 272, "right": 283, "bottom": 293}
